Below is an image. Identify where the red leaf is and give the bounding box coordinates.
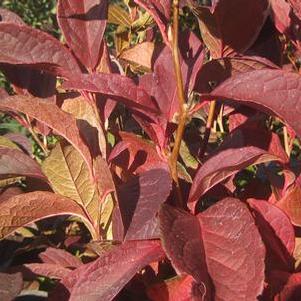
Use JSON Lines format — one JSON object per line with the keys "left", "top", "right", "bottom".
{"left": 57, "top": 240, "right": 164, "bottom": 301}
{"left": 194, "top": 55, "right": 278, "bottom": 94}
{"left": 269, "top": 0, "right": 292, "bottom": 34}
{"left": 0, "top": 8, "right": 24, "bottom": 24}
{"left": 0, "top": 95, "right": 93, "bottom": 175}
{"left": 134, "top": 0, "right": 170, "bottom": 46}
{"left": 188, "top": 146, "right": 279, "bottom": 212}
{"left": 0, "top": 191, "right": 92, "bottom": 239}
{"left": 289, "top": 0, "right": 301, "bottom": 20}
{"left": 62, "top": 73, "right": 158, "bottom": 115}
{"left": 276, "top": 184, "right": 301, "bottom": 226}
{"left": 0, "top": 64, "right": 56, "bottom": 98}
{"left": 268, "top": 271, "right": 301, "bottom": 300}
{"left": 23, "top": 263, "right": 71, "bottom": 279}
{"left": 39, "top": 247, "right": 82, "bottom": 268}
{"left": 117, "top": 169, "right": 172, "bottom": 240}
{"left": 147, "top": 275, "right": 204, "bottom": 301}
{"left": 0, "top": 272, "right": 23, "bottom": 301}
{"left": 109, "top": 132, "right": 168, "bottom": 174}
{"left": 58, "top": 0, "right": 107, "bottom": 70}
{"left": 208, "top": 69, "right": 301, "bottom": 139}
{"left": 0, "top": 23, "right": 80, "bottom": 77}
{"left": 248, "top": 199, "right": 295, "bottom": 270}
{"left": 0, "top": 148, "right": 45, "bottom": 179}
{"left": 192, "top": 0, "right": 269, "bottom": 57}
{"left": 160, "top": 198, "right": 266, "bottom": 301}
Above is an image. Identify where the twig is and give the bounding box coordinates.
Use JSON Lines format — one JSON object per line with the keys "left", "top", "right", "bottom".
{"left": 199, "top": 100, "right": 216, "bottom": 159}
{"left": 168, "top": 0, "right": 187, "bottom": 207}
{"left": 283, "top": 125, "right": 291, "bottom": 157}
{"left": 25, "top": 115, "right": 49, "bottom": 156}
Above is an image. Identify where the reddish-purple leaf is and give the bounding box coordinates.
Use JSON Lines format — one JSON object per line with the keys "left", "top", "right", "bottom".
{"left": 134, "top": 0, "right": 170, "bottom": 47}
{"left": 192, "top": 0, "right": 269, "bottom": 57}
{"left": 208, "top": 69, "right": 301, "bottom": 139}
{"left": 0, "top": 87, "right": 8, "bottom": 99}
{"left": 60, "top": 240, "right": 164, "bottom": 301}
{"left": 268, "top": 271, "right": 301, "bottom": 300}
{"left": 188, "top": 146, "right": 279, "bottom": 211}
{"left": 147, "top": 275, "right": 204, "bottom": 301}
{"left": 289, "top": 0, "right": 301, "bottom": 20}
{"left": 248, "top": 199, "right": 295, "bottom": 270}
{"left": 117, "top": 168, "right": 172, "bottom": 240}
{"left": 0, "top": 23, "right": 80, "bottom": 77}
{"left": 0, "top": 95, "right": 93, "bottom": 175}
{"left": 39, "top": 247, "right": 82, "bottom": 268}
{"left": 0, "top": 8, "right": 24, "bottom": 25}
{"left": 23, "top": 263, "right": 71, "bottom": 279}
{"left": 160, "top": 198, "right": 266, "bottom": 301}
{"left": 0, "top": 191, "right": 92, "bottom": 239}
{"left": 276, "top": 183, "right": 301, "bottom": 226}
{"left": 0, "top": 148, "right": 45, "bottom": 179}
{"left": 195, "top": 55, "right": 278, "bottom": 94}
{"left": 4, "top": 133, "right": 32, "bottom": 155}
{"left": 0, "top": 64, "right": 56, "bottom": 98}
{"left": 0, "top": 272, "right": 23, "bottom": 301}
{"left": 57, "top": 0, "right": 107, "bottom": 70}
{"left": 0, "top": 187, "right": 23, "bottom": 203}
{"left": 269, "top": 0, "right": 292, "bottom": 34}
{"left": 109, "top": 132, "right": 168, "bottom": 173}
{"left": 63, "top": 73, "right": 158, "bottom": 115}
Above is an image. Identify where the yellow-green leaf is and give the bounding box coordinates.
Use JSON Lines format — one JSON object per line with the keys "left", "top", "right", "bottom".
{"left": 108, "top": 4, "right": 131, "bottom": 27}
{"left": 42, "top": 142, "right": 99, "bottom": 225}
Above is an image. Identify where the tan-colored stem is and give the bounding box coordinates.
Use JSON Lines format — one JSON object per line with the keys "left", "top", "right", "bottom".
{"left": 283, "top": 126, "right": 290, "bottom": 157}
{"left": 168, "top": 0, "right": 187, "bottom": 207}
{"left": 199, "top": 100, "right": 216, "bottom": 159}
{"left": 25, "top": 115, "right": 49, "bottom": 156}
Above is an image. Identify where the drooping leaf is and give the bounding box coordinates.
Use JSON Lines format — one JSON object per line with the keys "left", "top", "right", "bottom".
{"left": 42, "top": 142, "right": 102, "bottom": 227}
{"left": 0, "top": 272, "right": 23, "bottom": 301}
{"left": 191, "top": 0, "right": 269, "bottom": 57}
{"left": 39, "top": 247, "right": 82, "bottom": 268}
{"left": 0, "top": 23, "right": 80, "bottom": 77}
{"left": 0, "top": 95, "right": 93, "bottom": 174}
{"left": 117, "top": 168, "right": 172, "bottom": 240}
{"left": 188, "top": 146, "right": 279, "bottom": 211}
{"left": 62, "top": 73, "right": 158, "bottom": 114}
{"left": 208, "top": 69, "right": 301, "bottom": 139}
{"left": 58, "top": 0, "right": 107, "bottom": 70}
{"left": 0, "top": 191, "right": 92, "bottom": 239}
{"left": 160, "top": 198, "right": 266, "bottom": 301}
{"left": 248, "top": 199, "right": 295, "bottom": 270}
{"left": 58, "top": 240, "right": 164, "bottom": 301}
{"left": 0, "top": 148, "right": 46, "bottom": 180}
{"left": 134, "top": 0, "right": 171, "bottom": 46}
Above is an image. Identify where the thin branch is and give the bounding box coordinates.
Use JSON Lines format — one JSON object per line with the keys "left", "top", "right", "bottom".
{"left": 25, "top": 115, "right": 49, "bottom": 156}
{"left": 199, "top": 100, "right": 216, "bottom": 159}
{"left": 283, "top": 125, "right": 291, "bottom": 157}
{"left": 168, "top": 0, "right": 187, "bottom": 207}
